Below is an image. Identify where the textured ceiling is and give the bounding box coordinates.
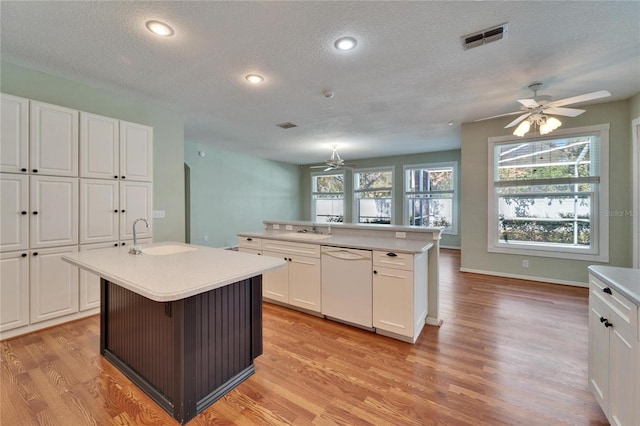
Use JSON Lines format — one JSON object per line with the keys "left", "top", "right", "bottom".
{"left": 2, "top": 1, "right": 639, "bottom": 165}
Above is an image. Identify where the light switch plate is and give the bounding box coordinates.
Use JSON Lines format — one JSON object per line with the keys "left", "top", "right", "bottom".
{"left": 395, "top": 231, "right": 406, "bottom": 239}
{"left": 285, "top": 225, "right": 293, "bottom": 230}
{"left": 152, "top": 210, "right": 165, "bottom": 219}
{"left": 273, "top": 224, "right": 280, "bottom": 230}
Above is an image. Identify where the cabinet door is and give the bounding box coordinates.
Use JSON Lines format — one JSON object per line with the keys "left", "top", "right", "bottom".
{"left": 119, "top": 181, "right": 153, "bottom": 240}
{"left": 120, "top": 121, "right": 153, "bottom": 182}
{"left": 588, "top": 293, "right": 610, "bottom": 412}
{"left": 0, "top": 251, "right": 30, "bottom": 332}
{"left": 289, "top": 255, "right": 321, "bottom": 312}
{"left": 30, "top": 101, "right": 78, "bottom": 177}
{"left": 79, "top": 242, "right": 115, "bottom": 311}
{"left": 80, "top": 112, "right": 119, "bottom": 179}
{"left": 0, "top": 93, "right": 29, "bottom": 174}
{"left": 373, "top": 266, "right": 414, "bottom": 338}
{"left": 80, "top": 179, "right": 119, "bottom": 244}
{"left": 608, "top": 320, "right": 638, "bottom": 426}
{"left": 30, "top": 246, "right": 79, "bottom": 323}
{"left": 30, "top": 176, "right": 78, "bottom": 248}
{"left": 261, "top": 250, "right": 289, "bottom": 303}
{"left": 1, "top": 174, "right": 29, "bottom": 252}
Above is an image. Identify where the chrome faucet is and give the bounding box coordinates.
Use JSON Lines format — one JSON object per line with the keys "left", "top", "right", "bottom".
{"left": 128, "top": 218, "right": 150, "bottom": 255}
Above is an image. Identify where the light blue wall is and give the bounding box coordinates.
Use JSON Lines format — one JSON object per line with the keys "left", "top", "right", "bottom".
{"left": 300, "top": 150, "right": 462, "bottom": 248}
{"left": 185, "top": 142, "right": 301, "bottom": 247}
{"left": 0, "top": 61, "right": 185, "bottom": 242}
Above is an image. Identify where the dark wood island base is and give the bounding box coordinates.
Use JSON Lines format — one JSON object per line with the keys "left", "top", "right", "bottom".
{"left": 100, "top": 276, "right": 263, "bottom": 424}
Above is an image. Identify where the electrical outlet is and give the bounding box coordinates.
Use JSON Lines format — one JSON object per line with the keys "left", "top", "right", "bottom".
{"left": 152, "top": 210, "right": 165, "bottom": 219}
{"left": 395, "top": 232, "right": 406, "bottom": 239}
{"left": 522, "top": 259, "right": 529, "bottom": 268}
{"left": 204, "top": 235, "right": 208, "bottom": 242}
{"left": 273, "top": 224, "right": 280, "bottom": 230}
{"left": 285, "top": 225, "right": 293, "bottom": 230}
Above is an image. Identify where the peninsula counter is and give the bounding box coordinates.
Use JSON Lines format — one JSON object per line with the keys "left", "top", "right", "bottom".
{"left": 63, "top": 242, "right": 285, "bottom": 424}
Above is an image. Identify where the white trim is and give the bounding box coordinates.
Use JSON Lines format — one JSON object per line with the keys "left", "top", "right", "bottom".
{"left": 459, "top": 268, "right": 587, "bottom": 288}
{"left": 487, "top": 124, "right": 609, "bottom": 262}
{"left": 633, "top": 117, "right": 640, "bottom": 268}
{"left": 402, "top": 161, "right": 459, "bottom": 235}
{"left": 352, "top": 166, "right": 394, "bottom": 224}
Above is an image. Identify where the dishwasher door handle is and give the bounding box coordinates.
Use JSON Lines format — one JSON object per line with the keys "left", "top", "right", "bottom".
{"left": 322, "top": 250, "right": 369, "bottom": 261}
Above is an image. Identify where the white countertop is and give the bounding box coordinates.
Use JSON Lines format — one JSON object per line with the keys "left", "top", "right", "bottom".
{"left": 62, "top": 242, "right": 286, "bottom": 302}
{"left": 588, "top": 265, "right": 640, "bottom": 306}
{"left": 238, "top": 230, "right": 434, "bottom": 253}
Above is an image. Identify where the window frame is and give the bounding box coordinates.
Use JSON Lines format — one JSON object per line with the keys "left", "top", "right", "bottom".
{"left": 403, "top": 161, "right": 458, "bottom": 235}
{"left": 487, "top": 124, "right": 609, "bottom": 262}
{"left": 352, "top": 166, "right": 394, "bottom": 224}
{"left": 311, "top": 171, "right": 345, "bottom": 223}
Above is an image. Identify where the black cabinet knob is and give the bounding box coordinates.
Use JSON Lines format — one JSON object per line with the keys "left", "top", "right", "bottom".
{"left": 21, "top": 253, "right": 27, "bottom": 258}
{"left": 21, "top": 168, "right": 27, "bottom": 172}
{"left": 32, "top": 211, "right": 38, "bottom": 215}
{"left": 32, "top": 169, "right": 38, "bottom": 173}
{"left": 114, "top": 209, "right": 118, "bottom": 213}
{"left": 121, "top": 209, "right": 125, "bottom": 213}
{"left": 600, "top": 316, "right": 607, "bottom": 323}
{"left": 247, "top": 238, "right": 253, "bottom": 241}
{"left": 603, "top": 287, "right": 612, "bottom": 295}
{"left": 121, "top": 242, "right": 126, "bottom": 246}
{"left": 33, "top": 252, "right": 38, "bottom": 256}
{"left": 604, "top": 320, "right": 613, "bottom": 328}
{"left": 386, "top": 252, "right": 398, "bottom": 257}
{"left": 121, "top": 176, "right": 126, "bottom": 179}
{"left": 114, "top": 175, "right": 118, "bottom": 179}
{"left": 21, "top": 211, "right": 27, "bottom": 215}
{"left": 373, "top": 270, "right": 378, "bottom": 274}
{"left": 114, "top": 243, "right": 119, "bottom": 247}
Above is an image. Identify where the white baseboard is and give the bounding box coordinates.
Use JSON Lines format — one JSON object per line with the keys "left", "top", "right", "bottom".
{"left": 439, "top": 245, "right": 461, "bottom": 250}
{"left": 459, "top": 267, "right": 587, "bottom": 288}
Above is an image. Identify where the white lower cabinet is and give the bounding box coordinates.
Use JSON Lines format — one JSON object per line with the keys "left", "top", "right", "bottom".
{"left": 30, "top": 246, "right": 79, "bottom": 324}
{"left": 0, "top": 251, "right": 30, "bottom": 332}
{"left": 373, "top": 250, "right": 428, "bottom": 342}
{"left": 258, "top": 240, "right": 321, "bottom": 313}
{"left": 588, "top": 274, "right": 639, "bottom": 426}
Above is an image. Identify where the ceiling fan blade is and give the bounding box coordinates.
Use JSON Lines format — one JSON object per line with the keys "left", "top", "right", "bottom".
{"left": 475, "top": 110, "right": 524, "bottom": 122}
{"left": 517, "top": 98, "right": 539, "bottom": 108}
{"left": 310, "top": 165, "right": 327, "bottom": 168}
{"left": 546, "top": 90, "right": 611, "bottom": 108}
{"left": 324, "top": 167, "right": 334, "bottom": 172}
{"left": 543, "top": 107, "right": 585, "bottom": 117}
{"left": 505, "top": 113, "right": 531, "bottom": 128}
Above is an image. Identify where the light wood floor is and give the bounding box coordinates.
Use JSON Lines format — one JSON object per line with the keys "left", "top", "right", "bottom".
{"left": 1, "top": 250, "right": 608, "bottom": 425}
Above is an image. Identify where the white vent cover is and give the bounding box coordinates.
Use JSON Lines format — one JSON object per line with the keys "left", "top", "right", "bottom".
{"left": 462, "top": 23, "right": 508, "bottom": 50}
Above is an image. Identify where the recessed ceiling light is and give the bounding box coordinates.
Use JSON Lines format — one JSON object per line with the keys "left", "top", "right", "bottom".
{"left": 245, "top": 74, "right": 264, "bottom": 84}
{"left": 146, "top": 20, "right": 174, "bottom": 37}
{"left": 334, "top": 36, "right": 357, "bottom": 51}
{"left": 448, "top": 121, "right": 455, "bottom": 126}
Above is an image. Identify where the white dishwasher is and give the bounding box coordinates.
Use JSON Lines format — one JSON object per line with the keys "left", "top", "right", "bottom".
{"left": 321, "top": 246, "right": 373, "bottom": 329}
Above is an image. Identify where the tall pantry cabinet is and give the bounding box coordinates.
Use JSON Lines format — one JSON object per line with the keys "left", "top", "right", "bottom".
{"left": 0, "top": 93, "right": 153, "bottom": 338}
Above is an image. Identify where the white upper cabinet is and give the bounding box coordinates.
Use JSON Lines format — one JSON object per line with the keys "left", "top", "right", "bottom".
{"left": 80, "top": 179, "right": 119, "bottom": 244}
{"left": 30, "top": 176, "right": 78, "bottom": 248}
{"left": 0, "top": 94, "right": 29, "bottom": 174}
{"left": 80, "top": 112, "right": 119, "bottom": 179}
{"left": 119, "top": 181, "right": 153, "bottom": 240}
{"left": 30, "top": 101, "right": 79, "bottom": 177}
{"left": 120, "top": 121, "right": 152, "bottom": 182}
{"left": 0, "top": 174, "right": 29, "bottom": 252}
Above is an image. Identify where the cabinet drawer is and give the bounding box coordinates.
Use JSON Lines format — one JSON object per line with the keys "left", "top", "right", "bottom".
{"left": 261, "top": 239, "right": 320, "bottom": 258}
{"left": 238, "top": 236, "right": 262, "bottom": 250}
{"left": 373, "top": 250, "right": 413, "bottom": 271}
{"left": 590, "top": 275, "right": 638, "bottom": 341}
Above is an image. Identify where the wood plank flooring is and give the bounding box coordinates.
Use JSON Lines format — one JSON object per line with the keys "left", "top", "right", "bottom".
{"left": 1, "top": 249, "right": 608, "bottom": 425}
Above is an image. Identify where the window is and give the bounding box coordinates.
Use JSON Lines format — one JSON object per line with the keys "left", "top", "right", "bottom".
{"left": 488, "top": 124, "right": 609, "bottom": 261}
{"left": 353, "top": 168, "right": 393, "bottom": 224}
{"left": 312, "top": 172, "right": 344, "bottom": 222}
{"left": 404, "top": 162, "right": 457, "bottom": 233}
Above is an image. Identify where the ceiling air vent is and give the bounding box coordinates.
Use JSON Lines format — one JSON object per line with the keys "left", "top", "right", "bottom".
{"left": 276, "top": 122, "right": 298, "bottom": 129}
{"left": 462, "top": 23, "right": 508, "bottom": 50}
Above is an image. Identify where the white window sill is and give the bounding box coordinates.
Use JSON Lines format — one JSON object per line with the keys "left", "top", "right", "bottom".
{"left": 488, "top": 243, "right": 609, "bottom": 262}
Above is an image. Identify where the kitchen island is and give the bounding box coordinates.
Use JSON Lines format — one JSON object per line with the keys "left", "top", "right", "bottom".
{"left": 62, "top": 242, "right": 285, "bottom": 424}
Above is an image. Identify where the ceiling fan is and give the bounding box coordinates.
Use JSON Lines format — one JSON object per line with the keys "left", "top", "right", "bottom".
{"left": 310, "top": 145, "right": 356, "bottom": 171}
{"left": 476, "top": 83, "right": 611, "bottom": 136}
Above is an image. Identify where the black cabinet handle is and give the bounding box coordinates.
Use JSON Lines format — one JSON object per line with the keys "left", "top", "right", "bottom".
{"left": 114, "top": 209, "right": 118, "bottom": 213}
{"left": 21, "top": 253, "right": 27, "bottom": 258}
{"left": 373, "top": 270, "right": 378, "bottom": 275}
{"left": 247, "top": 238, "right": 253, "bottom": 241}
{"left": 33, "top": 252, "right": 38, "bottom": 256}
{"left": 21, "top": 211, "right": 27, "bottom": 215}
{"left": 603, "top": 287, "right": 612, "bottom": 295}
{"left": 121, "top": 176, "right": 126, "bottom": 179}
{"left": 32, "top": 211, "right": 38, "bottom": 215}
{"left": 21, "top": 168, "right": 27, "bottom": 172}
{"left": 386, "top": 252, "right": 398, "bottom": 257}
{"left": 604, "top": 320, "right": 613, "bottom": 328}
{"left": 121, "top": 209, "right": 125, "bottom": 213}
{"left": 121, "top": 242, "right": 126, "bottom": 246}
{"left": 32, "top": 169, "right": 38, "bottom": 173}
{"left": 114, "top": 175, "right": 118, "bottom": 179}
{"left": 600, "top": 316, "right": 607, "bottom": 323}
{"left": 114, "top": 243, "right": 119, "bottom": 247}
{"left": 288, "top": 258, "right": 292, "bottom": 262}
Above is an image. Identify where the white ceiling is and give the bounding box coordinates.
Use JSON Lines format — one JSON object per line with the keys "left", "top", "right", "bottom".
{"left": 2, "top": 1, "right": 639, "bottom": 165}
